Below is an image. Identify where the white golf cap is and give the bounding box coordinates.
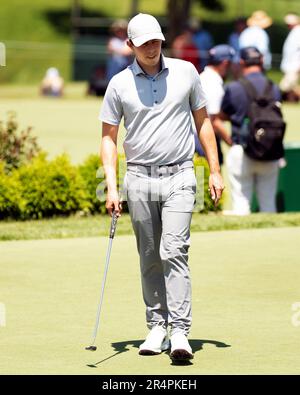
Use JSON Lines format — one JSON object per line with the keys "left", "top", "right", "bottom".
{"left": 127, "top": 13, "right": 165, "bottom": 47}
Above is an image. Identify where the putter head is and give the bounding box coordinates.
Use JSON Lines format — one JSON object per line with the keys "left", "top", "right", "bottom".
{"left": 85, "top": 345, "right": 97, "bottom": 351}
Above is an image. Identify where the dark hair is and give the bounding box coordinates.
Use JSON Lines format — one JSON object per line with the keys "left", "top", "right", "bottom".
{"left": 243, "top": 57, "right": 262, "bottom": 66}
{"left": 240, "top": 46, "right": 262, "bottom": 66}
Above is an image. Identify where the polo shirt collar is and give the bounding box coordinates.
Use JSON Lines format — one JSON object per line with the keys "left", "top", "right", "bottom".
{"left": 132, "top": 55, "right": 168, "bottom": 77}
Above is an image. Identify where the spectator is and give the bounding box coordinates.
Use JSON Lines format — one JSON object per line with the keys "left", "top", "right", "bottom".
{"left": 280, "top": 13, "right": 300, "bottom": 102}
{"left": 106, "top": 19, "right": 133, "bottom": 81}
{"left": 239, "top": 10, "right": 272, "bottom": 70}
{"left": 199, "top": 45, "right": 235, "bottom": 166}
{"left": 171, "top": 26, "right": 201, "bottom": 72}
{"left": 40, "top": 67, "right": 64, "bottom": 97}
{"left": 189, "top": 17, "right": 214, "bottom": 71}
{"left": 220, "top": 47, "right": 281, "bottom": 215}
{"left": 87, "top": 65, "right": 107, "bottom": 97}
{"left": 228, "top": 17, "right": 247, "bottom": 78}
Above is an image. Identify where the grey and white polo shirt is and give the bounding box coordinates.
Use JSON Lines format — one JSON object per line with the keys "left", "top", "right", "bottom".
{"left": 99, "top": 55, "right": 206, "bottom": 166}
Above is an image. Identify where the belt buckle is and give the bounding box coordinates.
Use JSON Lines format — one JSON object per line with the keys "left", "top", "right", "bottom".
{"left": 171, "top": 164, "right": 179, "bottom": 173}
{"left": 158, "top": 166, "right": 168, "bottom": 174}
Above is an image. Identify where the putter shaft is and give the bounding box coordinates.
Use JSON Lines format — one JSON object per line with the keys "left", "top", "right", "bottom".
{"left": 90, "top": 238, "right": 113, "bottom": 346}
{"left": 86, "top": 212, "right": 118, "bottom": 350}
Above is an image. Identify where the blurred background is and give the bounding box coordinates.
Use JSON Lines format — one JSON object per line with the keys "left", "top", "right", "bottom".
{"left": 0, "top": 0, "right": 299, "bottom": 215}
{"left": 1, "top": 0, "right": 298, "bottom": 84}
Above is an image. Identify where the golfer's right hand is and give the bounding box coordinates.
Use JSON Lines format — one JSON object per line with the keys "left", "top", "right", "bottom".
{"left": 106, "top": 189, "right": 122, "bottom": 217}
{"left": 208, "top": 172, "right": 225, "bottom": 207}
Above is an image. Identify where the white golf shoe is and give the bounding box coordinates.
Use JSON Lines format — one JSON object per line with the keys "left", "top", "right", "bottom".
{"left": 139, "top": 325, "right": 170, "bottom": 355}
{"left": 170, "top": 332, "right": 193, "bottom": 361}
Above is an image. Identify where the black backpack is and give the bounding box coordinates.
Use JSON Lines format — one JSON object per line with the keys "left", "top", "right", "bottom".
{"left": 239, "top": 77, "right": 286, "bottom": 161}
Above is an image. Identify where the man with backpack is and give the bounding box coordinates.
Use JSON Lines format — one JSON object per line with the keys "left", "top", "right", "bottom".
{"left": 220, "top": 46, "right": 285, "bottom": 215}
{"left": 199, "top": 44, "right": 235, "bottom": 165}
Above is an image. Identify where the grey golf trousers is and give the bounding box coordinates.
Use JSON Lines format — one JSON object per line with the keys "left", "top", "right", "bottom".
{"left": 124, "top": 160, "right": 196, "bottom": 336}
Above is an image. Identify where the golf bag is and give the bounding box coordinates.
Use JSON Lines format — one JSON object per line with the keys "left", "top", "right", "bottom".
{"left": 239, "top": 77, "right": 286, "bottom": 161}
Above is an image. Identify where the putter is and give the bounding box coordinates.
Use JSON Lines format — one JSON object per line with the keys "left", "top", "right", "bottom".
{"left": 85, "top": 211, "right": 118, "bottom": 351}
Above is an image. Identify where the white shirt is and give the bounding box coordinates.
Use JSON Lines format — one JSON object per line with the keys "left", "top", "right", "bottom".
{"left": 100, "top": 56, "right": 206, "bottom": 165}
{"left": 239, "top": 26, "right": 272, "bottom": 69}
{"left": 199, "top": 66, "right": 224, "bottom": 115}
{"left": 280, "top": 25, "right": 300, "bottom": 73}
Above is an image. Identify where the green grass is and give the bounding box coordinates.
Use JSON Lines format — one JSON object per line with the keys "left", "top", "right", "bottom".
{"left": 0, "top": 0, "right": 164, "bottom": 83}
{"left": 1, "top": 227, "right": 300, "bottom": 374}
{"left": 1, "top": 212, "right": 300, "bottom": 241}
{"left": 0, "top": 85, "right": 299, "bottom": 164}
{"left": 0, "top": 88, "right": 104, "bottom": 164}
{"left": 0, "top": 84, "right": 127, "bottom": 164}
{"left": 0, "top": 82, "right": 88, "bottom": 100}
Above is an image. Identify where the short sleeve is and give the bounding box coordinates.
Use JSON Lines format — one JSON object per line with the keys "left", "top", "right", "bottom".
{"left": 206, "top": 84, "right": 224, "bottom": 115}
{"left": 189, "top": 64, "right": 207, "bottom": 111}
{"left": 99, "top": 79, "right": 123, "bottom": 125}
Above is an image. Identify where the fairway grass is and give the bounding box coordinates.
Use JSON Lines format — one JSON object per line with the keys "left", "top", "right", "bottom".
{"left": 0, "top": 227, "right": 300, "bottom": 374}
{"left": 0, "top": 89, "right": 299, "bottom": 164}
{"left": 0, "top": 92, "right": 126, "bottom": 164}
{"left": 2, "top": 212, "right": 300, "bottom": 241}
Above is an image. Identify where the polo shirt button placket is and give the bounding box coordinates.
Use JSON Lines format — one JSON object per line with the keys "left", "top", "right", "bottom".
{"left": 152, "top": 79, "right": 158, "bottom": 105}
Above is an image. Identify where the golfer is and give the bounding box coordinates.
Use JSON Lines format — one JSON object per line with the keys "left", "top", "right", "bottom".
{"left": 99, "top": 13, "right": 224, "bottom": 361}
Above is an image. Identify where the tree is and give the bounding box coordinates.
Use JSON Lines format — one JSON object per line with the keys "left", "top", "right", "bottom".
{"left": 130, "top": 0, "right": 139, "bottom": 16}
{"left": 166, "top": 0, "right": 224, "bottom": 44}
{"left": 166, "top": 0, "right": 192, "bottom": 44}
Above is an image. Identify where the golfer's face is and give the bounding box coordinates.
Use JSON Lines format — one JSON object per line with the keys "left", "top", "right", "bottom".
{"left": 133, "top": 40, "right": 162, "bottom": 67}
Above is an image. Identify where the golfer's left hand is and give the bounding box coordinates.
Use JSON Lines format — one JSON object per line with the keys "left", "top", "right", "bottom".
{"left": 208, "top": 172, "right": 225, "bottom": 206}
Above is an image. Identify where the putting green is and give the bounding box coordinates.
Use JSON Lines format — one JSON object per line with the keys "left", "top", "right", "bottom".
{"left": 0, "top": 227, "right": 300, "bottom": 374}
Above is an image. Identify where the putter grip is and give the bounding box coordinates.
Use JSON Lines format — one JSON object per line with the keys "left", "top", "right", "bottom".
{"left": 109, "top": 212, "right": 118, "bottom": 239}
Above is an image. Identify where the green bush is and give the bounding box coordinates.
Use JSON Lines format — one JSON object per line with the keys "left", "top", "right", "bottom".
{"left": 0, "top": 162, "right": 22, "bottom": 219}
{"left": 193, "top": 154, "right": 222, "bottom": 213}
{"left": 79, "top": 153, "right": 129, "bottom": 214}
{"left": 0, "top": 112, "right": 40, "bottom": 173}
{"left": 16, "top": 153, "right": 90, "bottom": 219}
{"left": 0, "top": 153, "right": 219, "bottom": 220}
{"left": 78, "top": 154, "right": 106, "bottom": 214}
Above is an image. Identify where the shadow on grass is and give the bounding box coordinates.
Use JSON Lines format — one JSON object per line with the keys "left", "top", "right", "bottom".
{"left": 87, "top": 339, "right": 231, "bottom": 368}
